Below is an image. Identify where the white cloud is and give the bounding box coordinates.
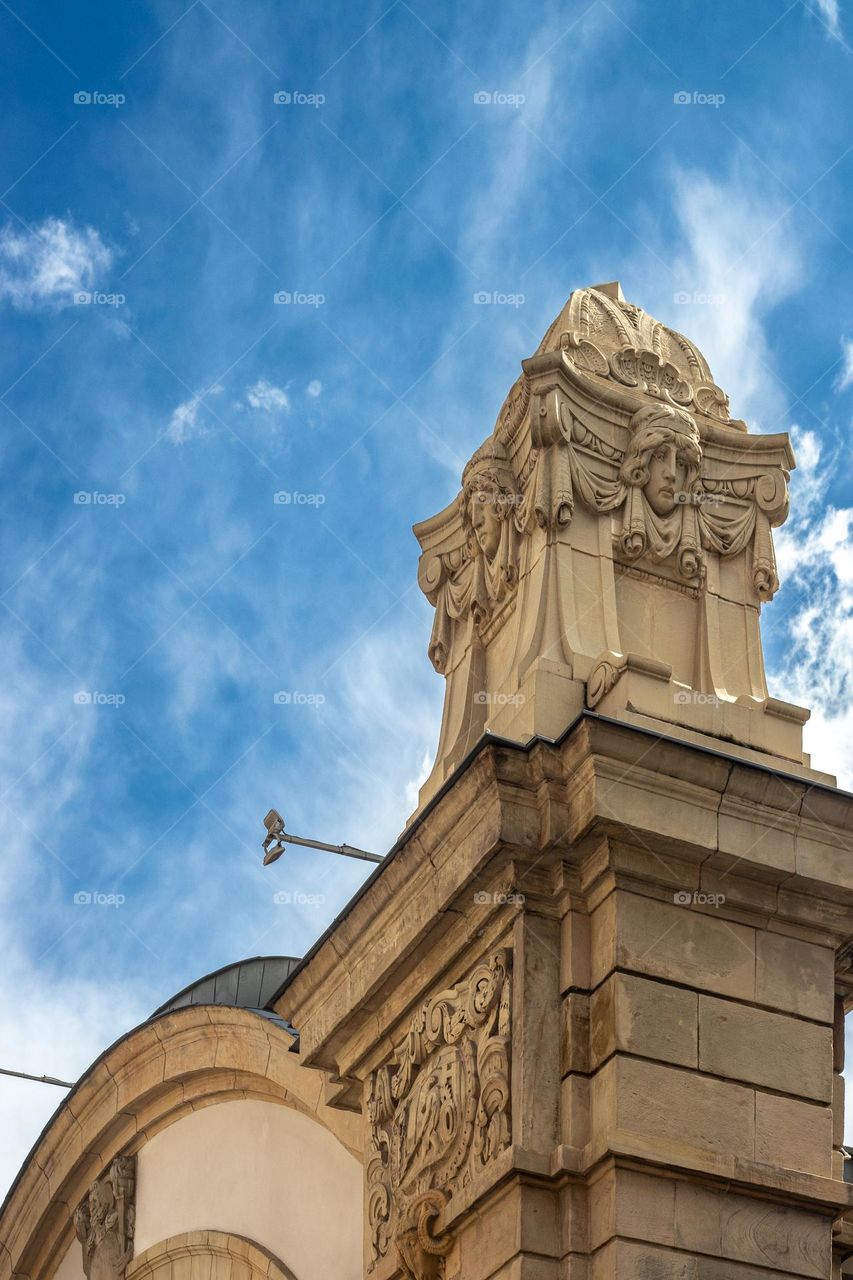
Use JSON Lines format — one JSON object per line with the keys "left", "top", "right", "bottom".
{"left": 164, "top": 385, "right": 221, "bottom": 444}
{"left": 768, "top": 427, "right": 853, "bottom": 788}
{"left": 0, "top": 216, "right": 112, "bottom": 310}
{"left": 812, "top": 0, "right": 841, "bottom": 37}
{"left": 306, "top": 379, "right": 322, "bottom": 398}
{"left": 836, "top": 338, "right": 853, "bottom": 390}
{"left": 246, "top": 379, "right": 289, "bottom": 413}
{"left": 0, "top": 629, "right": 148, "bottom": 1197}
{"left": 648, "top": 167, "right": 803, "bottom": 429}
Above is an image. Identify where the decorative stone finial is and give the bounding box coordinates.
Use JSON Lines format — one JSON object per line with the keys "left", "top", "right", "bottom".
{"left": 413, "top": 283, "right": 807, "bottom": 813}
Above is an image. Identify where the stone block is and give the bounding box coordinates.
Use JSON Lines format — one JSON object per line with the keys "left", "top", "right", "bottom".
{"left": 592, "top": 891, "right": 756, "bottom": 1001}
{"left": 754, "top": 932, "right": 834, "bottom": 1023}
{"left": 590, "top": 973, "right": 697, "bottom": 1069}
{"left": 592, "top": 1058, "right": 755, "bottom": 1162}
{"left": 754, "top": 1092, "right": 832, "bottom": 1176}
{"left": 561, "top": 992, "right": 590, "bottom": 1075}
{"left": 698, "top": 996, "right": 832, "bottom": 1100}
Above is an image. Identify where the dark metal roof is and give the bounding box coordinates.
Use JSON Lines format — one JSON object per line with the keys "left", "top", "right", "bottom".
{"left": 154, "top": 955, "right": 301, "bottom": 1018}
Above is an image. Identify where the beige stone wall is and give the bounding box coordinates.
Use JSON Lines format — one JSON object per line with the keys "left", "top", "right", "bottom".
{"left": 133, "top": 1098, "right": 361, "bottom": 1279}
{"left": 566, "top": 887, "right": 835, "bottom": 1176}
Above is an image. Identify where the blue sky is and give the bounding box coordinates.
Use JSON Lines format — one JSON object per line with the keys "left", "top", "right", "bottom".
{"left": 2, "top": 0, "right": 853, "bottom": 1190}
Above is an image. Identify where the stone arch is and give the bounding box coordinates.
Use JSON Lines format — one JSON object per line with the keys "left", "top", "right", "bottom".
{"left": 127, "top": 1231, "right": 297, "bottom": 1280}
{"left": 0, "top": 1006, "right": 360, "bottom": 1280}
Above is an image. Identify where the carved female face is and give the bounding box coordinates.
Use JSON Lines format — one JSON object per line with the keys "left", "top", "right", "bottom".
{"left": 469, "top": 490, "right": 502, "bottom": 561}
{"left": 644, "top": 440, "right": 687, "bottom": 516}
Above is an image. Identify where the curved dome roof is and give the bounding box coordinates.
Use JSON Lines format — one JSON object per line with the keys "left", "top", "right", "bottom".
{"left": 154, "top": 954, "right": 301, "bottom": 1018}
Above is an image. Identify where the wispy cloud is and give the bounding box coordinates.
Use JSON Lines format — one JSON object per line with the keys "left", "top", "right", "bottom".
{"left": 164, "top": 386, "right": 222, "bottom": 443}
{"left": 811, "top": 0, "right": 842, "bottom": 38}
{"left": 245, "top": 378, "right": 289, "bottom": 413}
{"left": 306, "top": 379, "right": 322, "bottom": 399}
{"left": 655, "top": 165, "right": 803, "bottom": 428}
{"left": 0, "top": 217, "right": 113, "bottom": 311}
{"left": 836, "top": 337, "right": 853, "bottom": 390}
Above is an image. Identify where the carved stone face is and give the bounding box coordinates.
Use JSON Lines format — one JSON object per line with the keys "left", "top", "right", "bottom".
{"left": 469, "top": 491, "right": 502, "bottom": 561}
{"left": 645, "top": 440, "right": 687, "bottom": 516}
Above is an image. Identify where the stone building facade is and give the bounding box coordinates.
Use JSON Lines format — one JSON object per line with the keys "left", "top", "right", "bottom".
{"left": 3, "top": 282, "right": 853, "bottom": 1280}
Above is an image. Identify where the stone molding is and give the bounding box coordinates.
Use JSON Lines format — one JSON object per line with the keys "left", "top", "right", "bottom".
{"left": 276, "top": 717, "right": 853, "bottom": 1077}
{"left": 127, "top": 1231, "right": 296, "bottom": 1280}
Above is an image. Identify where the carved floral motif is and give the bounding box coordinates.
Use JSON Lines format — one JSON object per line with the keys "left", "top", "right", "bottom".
{"left": 74, "top": 1157, "right": 136, "bottom": 1280}
{"left": 366, "top": 950, "right": 512, "bottom": 1280}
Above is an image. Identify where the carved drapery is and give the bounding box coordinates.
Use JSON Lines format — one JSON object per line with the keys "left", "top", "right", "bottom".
{"left": 74, "top": 1157, "right": 136, "bottom": 1280}
{"left": 366, "top": 950, "right": 512, "bottom": 1280}
{"left": 421, "top": 392, "right": 788, "bottom": 676}
{"left": 423, "top": 443, "right": 521, "bottom": 674}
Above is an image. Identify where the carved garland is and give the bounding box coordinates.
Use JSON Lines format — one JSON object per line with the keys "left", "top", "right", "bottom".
{"left": 366, "top": 950, "right": 512, "bottom": 1280}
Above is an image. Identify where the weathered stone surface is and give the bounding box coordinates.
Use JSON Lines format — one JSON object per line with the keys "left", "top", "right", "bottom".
{"left": 590, "top": 973, "right": 697, "bottom": 1069}
{"left": 593, "top": 1058, "right": 756, "bottom": 1162}
{"left": 697, "top": 996, "right": 832, "bottom": 1100}
{"left": 592, "top": 891, "right": 757, "bottom": 1000}
{"left": 754, "top": 1093, "right": 833, "bottom": 1176}
{"left": 754, "top": 932, "right": 834, "bottom": 1023}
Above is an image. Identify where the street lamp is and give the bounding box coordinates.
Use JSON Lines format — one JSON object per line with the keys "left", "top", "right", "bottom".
{"left": 261, "top": 808, "right": 382, "bottom": 866}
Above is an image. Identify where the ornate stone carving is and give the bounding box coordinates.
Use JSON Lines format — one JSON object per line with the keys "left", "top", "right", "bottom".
{"left": 366, "top": 950, "right": 511, "bottom": 1280}
{"left": 74, "top": 1157, "right": 136, "bottom": 1280}
{"left": 422, "top": 443, "right": 521, "bottom": 674}
{"left": 616, "top": 405, "right": 705, "bottom": 582}
{"left": 540, "top": 282, "right": 734, "bottom": 425}
{"left": 413, "top": 281, "right": 802, "bottom": 813}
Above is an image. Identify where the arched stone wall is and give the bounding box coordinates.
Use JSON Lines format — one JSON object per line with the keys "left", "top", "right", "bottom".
{"left": 0, "top": 1007, "right": 362, "bottom": 1280}
{"left": 128, "top": 1231, "right": 296, "bottom": 1280}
